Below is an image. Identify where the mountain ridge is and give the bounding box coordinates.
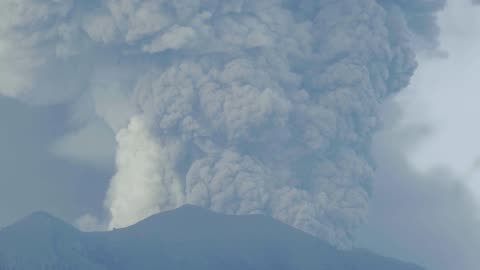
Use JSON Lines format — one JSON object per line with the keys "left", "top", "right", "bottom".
{"left": 0, "top": 205, "right": 425, "bottom": 270}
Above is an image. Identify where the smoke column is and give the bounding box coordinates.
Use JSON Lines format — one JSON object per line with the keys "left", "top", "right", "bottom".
{"left": 0, "top": 0, "right": 445, "bottom": 248}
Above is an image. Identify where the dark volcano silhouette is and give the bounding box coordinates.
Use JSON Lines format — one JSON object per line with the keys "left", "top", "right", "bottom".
{"left": 0, "top": 205, "right": 423, "bottom": 270}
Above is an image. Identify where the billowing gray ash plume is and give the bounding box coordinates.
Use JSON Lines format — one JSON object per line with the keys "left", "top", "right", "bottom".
{"left": 0, "top": 0, "right": 444, "bottom": 248}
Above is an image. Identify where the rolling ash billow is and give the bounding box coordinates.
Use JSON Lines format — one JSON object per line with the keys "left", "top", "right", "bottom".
{"left": 0, "top": 0, "right": 444, "bottom": 249}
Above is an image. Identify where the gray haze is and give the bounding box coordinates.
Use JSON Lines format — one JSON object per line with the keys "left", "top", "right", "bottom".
{"left": 0, "top": 96, "right": 111, "bottom": 229}
{"left": 358, "top": 101, "right": 480, "bottom": 270}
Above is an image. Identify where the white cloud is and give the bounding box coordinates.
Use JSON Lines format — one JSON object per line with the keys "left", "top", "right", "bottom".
{"left": 75, "top": 214, "right": 107, "bottom": 232}
{"left": 83, "top": 13, "right": 118, "bottom": 44}
{"left": 144, "top": 25, "right": 196, "bottom": 53}
{"left": 105, "top": 115, "right": 184, "bottom": 229}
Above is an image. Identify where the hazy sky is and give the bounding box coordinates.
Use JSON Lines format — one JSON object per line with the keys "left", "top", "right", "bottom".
{"left": 358, "top": 1, "right": 480, "bottom": 269}
{"left": 400, "top": 0, "right": 480, "bottom": 190}
{"left": 0, "top": 97, "right": 111, "bottom": 228}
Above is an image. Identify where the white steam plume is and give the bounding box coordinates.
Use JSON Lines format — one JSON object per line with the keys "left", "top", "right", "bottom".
{"left": 0, "top": 0, "right": 445, "bottom": 248}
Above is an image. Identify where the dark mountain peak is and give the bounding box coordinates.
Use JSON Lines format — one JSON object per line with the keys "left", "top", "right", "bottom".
{"left": 176, "top": 203, "right": 208, "bottom": 211}
{"left": 132, "top": 204, "right": 277, "bottom": 229}
{"left": 20, "top": 211, "right": 66, "bottom": 225}
{"left": 1, "top": 211, "right": 77, "bottom": 234}
{"left": 121, "top": 204, "right": 217, "bottom": 231}
{"left": 26, "top": 211, "right": 57, "bottom": 220}
{"left": 171, "top": 204, "right": 217, "bottom": 216}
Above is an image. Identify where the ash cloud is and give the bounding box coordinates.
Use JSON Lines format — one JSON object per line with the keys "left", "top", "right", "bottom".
{"left": 0, "top": 0, "right": 444, "bottom": 248}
